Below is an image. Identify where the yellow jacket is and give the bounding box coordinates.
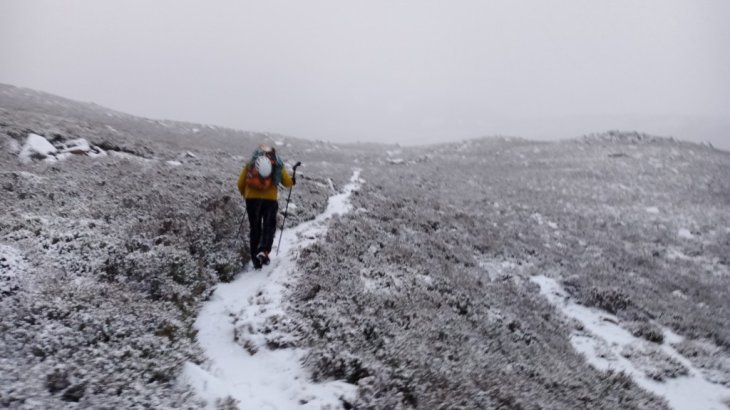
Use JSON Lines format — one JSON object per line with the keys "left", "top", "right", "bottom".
{"left": 237, "top": 162, "right": 293, "bottom": 200}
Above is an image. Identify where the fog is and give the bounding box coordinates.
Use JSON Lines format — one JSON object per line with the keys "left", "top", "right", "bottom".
{"left": 1, "top": 0, "right": 729, "bottom": 148}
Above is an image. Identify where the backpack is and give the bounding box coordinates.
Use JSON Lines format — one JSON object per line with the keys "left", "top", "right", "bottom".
{"left": 245, "top": 155, "right": 275, "bottom": 190}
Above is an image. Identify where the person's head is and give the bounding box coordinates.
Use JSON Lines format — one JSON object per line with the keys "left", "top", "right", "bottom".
{"left": 259, "top": 144, "right": 276, "bottom": 161}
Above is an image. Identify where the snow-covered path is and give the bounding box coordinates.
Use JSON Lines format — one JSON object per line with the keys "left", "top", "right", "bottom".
{"left": 183, "top": 170, "right": 363, "bottom": 409}
{"left": 531, "top": 275, "right": 730, "bottom": 410}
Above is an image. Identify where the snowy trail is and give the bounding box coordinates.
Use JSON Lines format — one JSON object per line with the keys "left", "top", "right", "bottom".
{"left": 183, "top": 170, "right": 363, "bottom": 409}
{"left": 531, "top": 275, "right": 730, "bottom": 410}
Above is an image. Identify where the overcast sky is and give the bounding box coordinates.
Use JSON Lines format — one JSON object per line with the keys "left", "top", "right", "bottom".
{"left": 1, "top": 1, "right": 729, "bottom": 148}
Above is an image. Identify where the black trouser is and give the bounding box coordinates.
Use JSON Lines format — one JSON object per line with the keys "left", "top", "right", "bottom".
{"left": 245, "top": 198, "right": 278, "bottom": 262}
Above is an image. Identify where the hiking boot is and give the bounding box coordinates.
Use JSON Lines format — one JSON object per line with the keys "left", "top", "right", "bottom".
{"left": 252, "top": 257, "right": 262, "bottom": 270}
{"left": 256, "top": 252, "right": 269, "bottom": 266}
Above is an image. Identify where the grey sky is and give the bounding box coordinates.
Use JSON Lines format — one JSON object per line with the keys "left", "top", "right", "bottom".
{"left": 1, "top": 1, "right": 729, "bottom": 148}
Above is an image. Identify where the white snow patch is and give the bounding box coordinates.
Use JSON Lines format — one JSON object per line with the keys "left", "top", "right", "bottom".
{"left": 478, "top": 258, "right": 519, "bottom": 282}
{"left": 166, "top": 160, "right": 182, "bottom": 166}
{"left": 9, "top": 171, "right": 45, "bottom": 182}
{"left": 645, "top": 207, "right": 660, "bottom": 214}
{"left": 183, "top": 170, "right": 362, "bottom": 409}
{"left": 530, "top": 212, "right": 558, "bottom": 229}
{"left": 360, "top": 270, "right": 380, "bottom": 292}
{"left": 18, "top": 133, "right": 57, "bottom": 163}
{"left": 530, "top": 213, "right": 543, "bottom": 224}
{"left": 531, "top": 275, "right": 730, "bottom": 410}
{"left": 4, "top": 138, "right": 21, "bottom": 154}
{"left": 666, "top": 247, "right": 692, "bottom": 261}
{"left": 416, "top": 274, "right": 433, "bottom": 286}
{"left": 671, "top": 290, "right": 688, "bottom": 300}
{"left": 108, "top": 151, "right": 152, "bottom": 162}
{"left": 275, "top": 140, "right": 284, "bottom": 146}
{"left": 678, "top": 229, "right": 694, "bottom": 239}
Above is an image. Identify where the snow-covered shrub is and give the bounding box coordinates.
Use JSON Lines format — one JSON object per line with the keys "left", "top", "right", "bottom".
{"left": 620, "top": 343, "right": 688, "bottom": 381}
{"left": 626, "top": 321, "right": 665, "bottom": 344}
{"left": 674, "top": 339, "right": 730, "bottom": 387}
{"left": 585, "top": 286, "right": 633, "bottom": 314}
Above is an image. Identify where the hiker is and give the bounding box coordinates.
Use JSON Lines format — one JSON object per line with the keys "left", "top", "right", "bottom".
{"left": 237, "top": 144, "right": 295, "bottom": 269}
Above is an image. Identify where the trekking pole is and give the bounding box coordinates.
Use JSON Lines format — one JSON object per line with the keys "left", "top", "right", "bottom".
{"left": 235, "top": 206, "right": 248, "bottom": 242}
{"left": 276, "top": 161, "right": 301, "bottom": 255}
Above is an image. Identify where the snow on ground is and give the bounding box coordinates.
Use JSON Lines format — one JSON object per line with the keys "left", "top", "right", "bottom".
{"left": 8, "top": 170, "right": 45, "bottom": 183}
{"left": 530, "top": 212, "right": 558, "bottom": 229}
{"left": 0, "top": 244, "right": 25, "bottom": 295}
{"left": 671, "top": 290, "right": 688, "bottom": 300}
{"left": 4, "top": 137, "right": 21, "bottom": 154}
{"left": 108, "top": 151, "right": 152, "bottom": 162}
{"left": 477, "top": 258, "right": 520, "bottom": 282}
{"left": 677, "top": 229, "right": 694, "bottom": 240}
{"left": 531, "top": 275, "right": 730, "bottom": 410}
{"left": 183, "top": 170, "right": 363, "bottom": 409}
{"left": 645, "top": 207, "right": 660, "bottom": 214}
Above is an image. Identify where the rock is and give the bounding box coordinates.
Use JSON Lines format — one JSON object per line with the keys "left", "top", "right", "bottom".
{"left": 62, "top": 384, "right": 86, "bottom": 402}
{"left": 46, "top": 369, "right": 70, "bottom": 394}
{"left": 19, "top": 133, "right": 57, "bottom": 163}
{"left": 58, "top": 138, "right": 91, "bottom": 154}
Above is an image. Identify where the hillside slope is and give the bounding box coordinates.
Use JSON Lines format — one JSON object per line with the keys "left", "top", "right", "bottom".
{"left": 2, "top": 85, "right": 729, "bottom": 409}
{"left": 0, "top": 85, "right": 362, "bottom": 408}
{"left": 291, "top": 137, "right": 730, "bottom": 408}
